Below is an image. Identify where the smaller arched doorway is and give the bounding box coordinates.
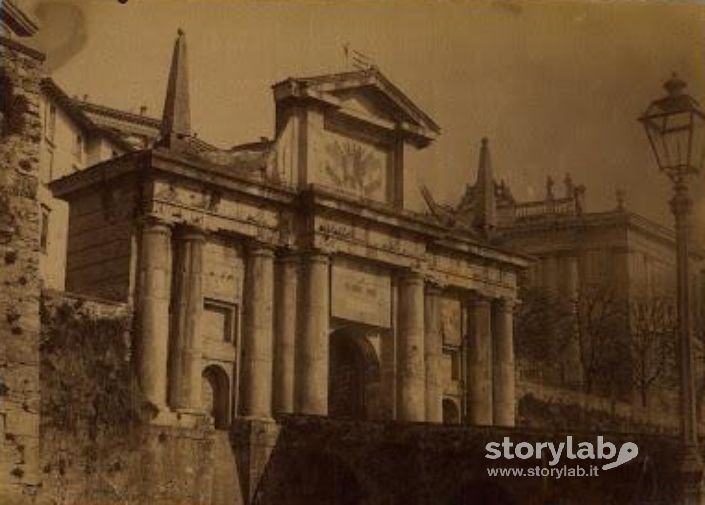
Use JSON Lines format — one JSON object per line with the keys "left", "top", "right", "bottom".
{"left": 443, "top": 398, "right": 460, "bottom": 425}
{"left": 328, "top": 328, "right": 380, "bottom": 419}
{"left": 202, "top": 365, "right": 230, "bottom": 429}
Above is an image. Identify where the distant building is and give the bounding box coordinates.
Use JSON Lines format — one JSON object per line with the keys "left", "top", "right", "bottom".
{"left": 424, "top": 139, "right": 705, "bottom": 408}
{"left": 36, "top": 78, "right": 216, "bottom": 289}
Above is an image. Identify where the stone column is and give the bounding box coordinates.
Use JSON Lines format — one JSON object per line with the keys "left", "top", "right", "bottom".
{"left": 240, "top": 244, "right": 275, "bottom": 418}
{"left": 273, "top": 252, "right": 298, "bottom": 414}
{"left": 169, "top": 226, "right": 205, "bottom": 411}
{"left": 137, "top": 217, "right": 172, "bottom": 410}
{"left": 397, "top": 271, "right": 426, "bottom": 422}
{"left": 467, "top": 295, "right": 493, "bottom": 425}
{"left": 424, "top": 283, "right": 443, "bottom": 423}
{"left": 295, "top": 252, "right": 330, "bottom": 415}
{"left": 492, "top": 298, "right": 515, "bottom": 427}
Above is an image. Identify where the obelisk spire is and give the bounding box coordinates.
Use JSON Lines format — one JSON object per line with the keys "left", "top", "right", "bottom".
{"left": 473, "top": 137, "right": 497, "bottom": 236}
{"left": 160, "top": 28, "right": 191, "bottom": 149}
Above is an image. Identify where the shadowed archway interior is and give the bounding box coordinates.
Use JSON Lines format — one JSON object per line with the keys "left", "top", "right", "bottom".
{"left": 202, "top": 364, "right": 230, "bottom": 429}
{"left": 443, "top": 398, "right": 461, "bottom": 425}
{"left": 328, "top": 328, "right": 381, "bottom": 420}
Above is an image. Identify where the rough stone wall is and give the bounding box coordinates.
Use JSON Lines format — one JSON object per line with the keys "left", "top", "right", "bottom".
{"left": 39, "top": 290, "right": 219, "bottom": 505}
{"left": 0, "top": 37, "right": 44, "bottom": 505}
{"left": 41, "top": 423, "right": 215, "bottom": 505}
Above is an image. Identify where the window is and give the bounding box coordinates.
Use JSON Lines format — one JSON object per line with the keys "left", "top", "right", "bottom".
{"left": 45, "top": 148, "right": 54, "bottom": 183}
{"left": 40, "top": 206, "right": 49, "bottom": 253}
{"left": 73, "top": 134, "right": 83, "bottom": 163}
{"left": 203, "top": 300, "right": 237, "bottom": 343}
{"left": 46, "top": 104, "right": 56, "bottom": 143}
{"left": 443, "top": 348, "right": 461, "bottom": 381}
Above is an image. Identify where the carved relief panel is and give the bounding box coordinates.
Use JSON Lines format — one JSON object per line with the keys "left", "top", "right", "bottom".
{"left": 314, "top": 125, "right": 392, "bottom": 204}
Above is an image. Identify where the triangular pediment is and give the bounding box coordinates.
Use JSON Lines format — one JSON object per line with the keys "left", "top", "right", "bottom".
{"left": 331, "top": 86, "right": 418, "bottom": 130}
{"left": 273, "top": 67, "right": 440, "bottom": 143}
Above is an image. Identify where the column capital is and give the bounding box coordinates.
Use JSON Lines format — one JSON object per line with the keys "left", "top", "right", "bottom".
{"left": 174, "top": 224, "right": 207, "bottom": 242}
{"left": 495, "top": 297, "right": 517, "bottom": 313}
{"left": 247, "top": 241, "right": 276, "bottom": 258}
{"left": 468, "top": 292, "right": 492, "bottom": 308}
{"left": 276, "top": 249, "right": 300, "bottom": 264}
{"left": 139, "top": 215, "right": 172, "bottom": 235}
{"left": 425, "top": 281, "right": 443, "bottom": 296}
{"left": 302, "top": 249, "right": 330, "bottom": 265}
{"left": 398, "top": 268, "right": 424, "bottom": 286}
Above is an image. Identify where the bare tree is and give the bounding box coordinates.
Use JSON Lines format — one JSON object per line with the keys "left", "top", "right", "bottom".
{"left": 515, "top": 284, "right": 575, "bottom": 385}
{"left": 516, "top": 282, "right": 630, "bottom": 396}
{"left": 573, "top": 284, "right": 629, "bottom": 396}
{"left": 629, "top": 296, "right": 677, "bottom": 408}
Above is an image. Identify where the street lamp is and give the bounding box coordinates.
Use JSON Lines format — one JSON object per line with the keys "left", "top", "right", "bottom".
{"left": 640, "top": 74, "right": 705, "bottom": 505}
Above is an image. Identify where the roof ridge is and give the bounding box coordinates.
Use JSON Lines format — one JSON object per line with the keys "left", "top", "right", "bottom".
{"left": 76, "top": 100, "right": 162, "bottom": 128}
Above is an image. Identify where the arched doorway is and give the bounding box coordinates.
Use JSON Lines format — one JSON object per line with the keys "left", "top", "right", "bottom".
{"left": 328, "top": 328, "right": 380, "bottom": 419}
{"left": 202, "top": 365, "right": 230, "bottom": 429}
{"left": 443, "top": 398, "right": 460, "bottom": 424}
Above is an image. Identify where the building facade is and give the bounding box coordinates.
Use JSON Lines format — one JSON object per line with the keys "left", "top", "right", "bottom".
{"left": 424, "top": 135, "right": 705, "bottom": 419}
{"left": 35, "top": 77, "right": 218, "bottom": 290}
{"left": 51, "top": 31, "right": 528, "bottom": 434}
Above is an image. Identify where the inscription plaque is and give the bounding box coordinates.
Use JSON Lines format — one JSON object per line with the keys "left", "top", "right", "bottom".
{"left": 331, "top": 259, "right": 391, "bottom": 328}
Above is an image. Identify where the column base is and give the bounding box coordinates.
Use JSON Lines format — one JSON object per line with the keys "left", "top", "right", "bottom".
{"left": 148, "top": 408, "right": 209, "bottom": 428}
{"left": 237, "top": 414, "right": 276, "bottom": 424}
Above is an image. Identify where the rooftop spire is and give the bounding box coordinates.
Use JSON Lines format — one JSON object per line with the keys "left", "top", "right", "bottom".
{"left": 160, "top": 28, "right": 191, "bottom": 148}
{"left": 473, "top": 137, "right": 497, "bottom": 236}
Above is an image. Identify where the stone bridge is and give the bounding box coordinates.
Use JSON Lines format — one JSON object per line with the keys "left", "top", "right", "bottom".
{"left": 231, "top": 415, "right": 686, "bottom": 505}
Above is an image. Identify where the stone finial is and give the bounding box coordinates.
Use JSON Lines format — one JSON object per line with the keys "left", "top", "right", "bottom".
{"left": 564, "top": 173, "right": 574, "bottom": 199}
{"left": 546, "top": 175, "right": 555, "bottom": 201}
{"left": 616, "top": 188, "right": 625, "bottom": 210}
{"left": 159, "top": 28, "right": 191, "bottom": 149}
{"left": 574, "top": 184, "right": 586, "bottom": 214}
{"left": 473, "top": 137, "right": 497, "bottom": 236}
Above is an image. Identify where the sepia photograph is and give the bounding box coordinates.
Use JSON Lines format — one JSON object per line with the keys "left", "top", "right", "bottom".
{"left": 1, "top": 0, "right": 705, "bottom": 503}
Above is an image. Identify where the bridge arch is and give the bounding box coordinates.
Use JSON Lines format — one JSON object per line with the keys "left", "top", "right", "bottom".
{"left": 266, "top": 449, "right": 365, "bottom": 505}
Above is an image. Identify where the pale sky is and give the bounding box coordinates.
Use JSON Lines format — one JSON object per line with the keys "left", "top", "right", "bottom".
{"left": 27, "top": 0, "right": 705, "bottom": 230}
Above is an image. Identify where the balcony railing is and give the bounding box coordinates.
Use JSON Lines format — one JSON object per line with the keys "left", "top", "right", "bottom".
{"left": 515, "top": 197, "right": 578, "bottom": 219}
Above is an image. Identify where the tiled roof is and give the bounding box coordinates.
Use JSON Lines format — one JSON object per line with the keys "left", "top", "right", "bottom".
{"left": 41, "top": 78, "right": 219, "bottom": 153}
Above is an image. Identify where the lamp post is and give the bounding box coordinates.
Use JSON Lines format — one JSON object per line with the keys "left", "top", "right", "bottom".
{"left": 640, "top": 74, "right": 705, "bottom": 504}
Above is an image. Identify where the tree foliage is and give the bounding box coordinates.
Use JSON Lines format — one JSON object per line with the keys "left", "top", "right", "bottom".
{"left": 39, "top": 297, "right": 150, "bottom": 504}
{"left": 40, "top": 298, "right": 146, "bottom": 437}
{"left": 516, "top": 282, "right": 677, "bottom": 404}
